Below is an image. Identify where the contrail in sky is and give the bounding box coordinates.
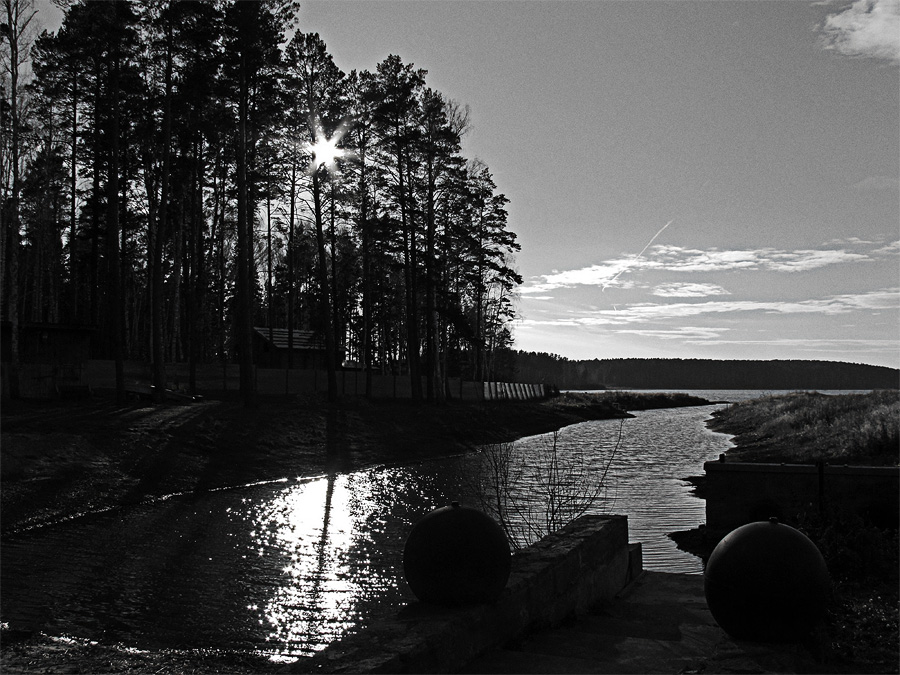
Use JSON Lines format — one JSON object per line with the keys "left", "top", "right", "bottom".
{"left": 602, "top": 219, "right": 674, "bottom": 291}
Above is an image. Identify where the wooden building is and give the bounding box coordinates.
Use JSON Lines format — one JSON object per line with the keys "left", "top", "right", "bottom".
{"left": 252, "top": 327, "right": 328, "bottom": 369}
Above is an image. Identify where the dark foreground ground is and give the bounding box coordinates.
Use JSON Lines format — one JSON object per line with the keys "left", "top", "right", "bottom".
{"left": 1, "top": 390, "right": 705, "bottom": 673}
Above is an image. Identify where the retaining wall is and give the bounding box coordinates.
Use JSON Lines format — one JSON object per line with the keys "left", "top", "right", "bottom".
{"left": 289, "top": 514, "right": 641, "bottom": 674}
{"left": 704, "top": 460, "right": 900, "bottom": 530}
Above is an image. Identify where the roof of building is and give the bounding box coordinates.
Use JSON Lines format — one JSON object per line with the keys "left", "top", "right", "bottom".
{"left": 253, "top": 327, "right": 326, "bottom": 351}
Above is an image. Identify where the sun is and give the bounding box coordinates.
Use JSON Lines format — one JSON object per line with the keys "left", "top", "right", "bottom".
{"left": 308, "top": 135, "right": 344, "bottom": 172}
{"left": 304, "top": 119, "right": 351, "bottom": 175}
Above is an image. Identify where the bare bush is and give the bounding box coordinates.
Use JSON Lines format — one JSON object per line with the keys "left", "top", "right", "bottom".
{"left": 473, "top": 421, "right": 623, "bottom": 549}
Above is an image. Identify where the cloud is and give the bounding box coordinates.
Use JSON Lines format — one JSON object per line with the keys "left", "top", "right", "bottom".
{"left": 654, "top": 246, "right": 870, "bottom": 272}
{"left": 682, "top": 337, "right": 900, "bottom": 355}
{"left": 519, "top": 262, "right": 643, "bottom": 294}
{"left": 651, "top": 246, "right": 762, "bottom": 272}
{"left": 826, "top": 236, "right": 878, "bottom": 245}
{"left": 764, "top": 249, "right": 870, "bottom": 271}
{"left": 820, "top": 0, "right": 900, "bottom": 63}
{"left": 614, "top": 326, "right": 729, "bottom": 341}
{"left": 519, "top": 244, "right": 876, "bottom": 293}
{"left": 519, "top": 288, "right": 900, "bottom": 327}
{"left": 874, "top": 240, "right": 900, "bottom": 254}
{"left": 851, "top": 175, "right": 900, "bottom": 191}
{"left": 651, "top": 283, "right": 731, "bottom": 298}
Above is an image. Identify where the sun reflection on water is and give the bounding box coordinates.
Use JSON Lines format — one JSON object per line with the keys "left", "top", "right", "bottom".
{"left": 241, "top": 468, "right": 453, "bottom": 659}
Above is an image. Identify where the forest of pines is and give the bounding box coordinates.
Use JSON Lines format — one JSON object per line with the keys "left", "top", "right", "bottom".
{"left": 1, "top": 0, "right": 523, "bottom": 405}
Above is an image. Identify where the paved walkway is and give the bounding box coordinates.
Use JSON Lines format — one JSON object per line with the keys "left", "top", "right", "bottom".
{"left": 461, "top": 571, "right": 829, "bottom": 674}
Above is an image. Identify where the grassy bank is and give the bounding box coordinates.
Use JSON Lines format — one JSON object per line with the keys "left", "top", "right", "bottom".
{"left": 708, "top": 390, "right": 899, "bottom": 465}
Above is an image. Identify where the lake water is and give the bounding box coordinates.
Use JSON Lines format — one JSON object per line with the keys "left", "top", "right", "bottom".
{"left": 0, "top": 389, "right": 848, "bottom": 662}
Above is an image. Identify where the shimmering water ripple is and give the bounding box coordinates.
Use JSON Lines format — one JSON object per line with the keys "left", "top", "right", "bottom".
{"left": 2, "top": 399, "right": 741, "bottom": 662}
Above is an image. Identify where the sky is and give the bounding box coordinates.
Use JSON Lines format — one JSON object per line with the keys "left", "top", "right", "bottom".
{"left": 33, "top": 0, "right": 900, "bottom": 368}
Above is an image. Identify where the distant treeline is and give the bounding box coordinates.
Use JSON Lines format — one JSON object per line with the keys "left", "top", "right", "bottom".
{"left": 514, "top": 352, "right": 900, "bottom": 391}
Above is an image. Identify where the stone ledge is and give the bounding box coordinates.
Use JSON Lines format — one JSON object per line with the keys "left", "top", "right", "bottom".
{"left": 286, "top": 514, "right": 635, "bottom": 674}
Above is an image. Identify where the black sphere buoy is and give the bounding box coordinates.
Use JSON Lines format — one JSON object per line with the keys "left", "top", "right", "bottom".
{"left": 403, "top": 502, "right": 511, "bottom": 606}
{"left": 704, "top": 518, "right": 830, "bottom": 642}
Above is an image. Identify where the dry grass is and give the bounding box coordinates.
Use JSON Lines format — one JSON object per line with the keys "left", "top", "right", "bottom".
{"left": 709, "top": 390, "right": 899, "bottom": 465}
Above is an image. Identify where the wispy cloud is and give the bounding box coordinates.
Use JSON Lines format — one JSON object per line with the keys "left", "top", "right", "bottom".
{"left": 654, "top": 246, "right": 871, "bottom": 273}
{"left": 820, "top": 0, "right": 900, "bottom": 63}
{"left": 851, "top": 175, "right": 899, "bottom": 191}
{"left": 764, "top": 249, "right": 870, "bottom": 272}
{"left": 521, "top": 244, "right": 878, "bottom": 293}
{"left": 875, "top": 240, "right": 900, "bottom": 254}
{"left": 519, "top": 288, "right": 900, "bottom": 327}
{"left": 826, "top": 236, "right": 878, "bottom": 245}
{"left": 651, "top": 246, "right": 762, "bottom": 272}
{"left": 651, "top": 283, "right": 731, "bottom": 298}
{"left": 679, "top": 337, "right": 900, "bottom": 355}
{"left": 614, "top": 326, "right": 730, "bottom": 341}
{"left": 519, "top": 262, "right": 625, "bottom": 295}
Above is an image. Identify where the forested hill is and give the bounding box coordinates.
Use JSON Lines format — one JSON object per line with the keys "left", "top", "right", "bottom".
{"left": 514, "top": 352, "right": 900, "bottom": 391}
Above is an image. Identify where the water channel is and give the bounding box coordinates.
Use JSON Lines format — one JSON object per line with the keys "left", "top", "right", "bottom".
{"left": 1, "top": 390, "right": 786, "bottom": 663}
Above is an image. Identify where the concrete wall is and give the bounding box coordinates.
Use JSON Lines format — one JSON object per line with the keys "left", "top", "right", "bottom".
{"left": 704, "top": 460, "right": 900, "bottom": 530}
{"left": 290, "top": 514, "right": 640, "bottom": 674}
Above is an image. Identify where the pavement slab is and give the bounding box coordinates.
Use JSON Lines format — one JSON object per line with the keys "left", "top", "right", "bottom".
{"left": 461, "top": 571, "right": 830, "bottom": 674}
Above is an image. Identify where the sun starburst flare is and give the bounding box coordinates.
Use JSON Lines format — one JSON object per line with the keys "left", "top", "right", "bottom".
{"left": 304, "top": 118, "right": 354, "bottom": 175}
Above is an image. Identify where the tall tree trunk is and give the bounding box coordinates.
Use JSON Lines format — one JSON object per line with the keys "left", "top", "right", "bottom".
{"left": 168, "top": 207, "right": 183, "bottom": 362}
{"left": 69, "top": 70, "right": 79, "bottom": 321}
{"left": 90, "top": 69, "right": 101, "bottom": 344}
{"left": 214, "top": 158, "right": 227, "bottom": 386}
{"left": 358, "top": 144, "right": 372, "bottom": 397}
{"left": 106, "top": 24, "right": 125, "bottom": 403}
{"left": 312, "top": 170, "right": 337, "bottom": 402}
{"left": 328, "top": 181, "right": 339, "bottom": 365}
{"left": 119, "top": 146, "right": 128, "bottom": 358}
{"left": 236, "top": 39, "right": 256, "bottom": 408}
{"left": 287, "top": 156, "right": 296, "bottom": 370}
{"left": 397, "top": 142, "right": 422, "bottom": 400}
{"left": 424, "top": 154, "right": 443, "bottom": 402}
{"left": 3, "top": 1, "right": 22, "bottom": 398}
{"left": 266, "top": 170, "right": 273, "bottom": 345}
{"left": 152, "top": 21, "right": 173, "bottom": 402}
{"left": 189, "top": 137, "right": 205, "bottom": 394}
